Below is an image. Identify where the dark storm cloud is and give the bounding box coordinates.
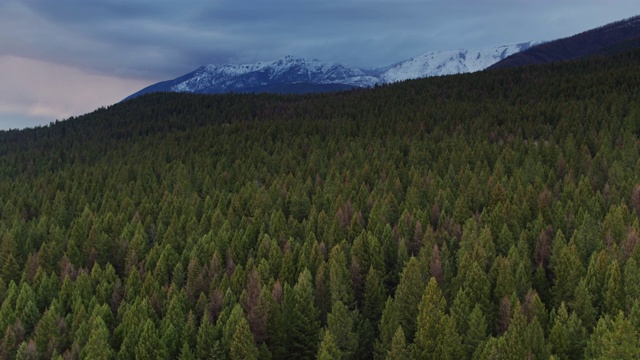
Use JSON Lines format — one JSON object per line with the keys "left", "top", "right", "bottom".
{"left": 3, "top": 0, "right": 640, "bottom": 80}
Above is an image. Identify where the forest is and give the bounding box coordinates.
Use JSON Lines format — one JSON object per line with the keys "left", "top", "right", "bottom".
{"left": 1, "top": 48, "right": 640, "bottom": 359}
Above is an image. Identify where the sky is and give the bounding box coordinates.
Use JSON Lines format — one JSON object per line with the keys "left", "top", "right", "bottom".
{"left": 1, "top": 1, "right": 640, "bottom": 130}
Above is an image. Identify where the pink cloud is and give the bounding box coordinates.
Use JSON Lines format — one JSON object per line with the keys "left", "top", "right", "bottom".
{"left": 0, "top": 55, "right": 149, "bottom": 128}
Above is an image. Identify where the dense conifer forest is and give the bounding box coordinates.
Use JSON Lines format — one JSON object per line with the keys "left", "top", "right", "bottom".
{"left": 1, "top": 49, "right": 640, "bottom": 359}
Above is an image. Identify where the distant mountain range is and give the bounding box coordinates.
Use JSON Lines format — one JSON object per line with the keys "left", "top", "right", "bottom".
{"left": 126, "top": 15, "right": 640, "bottom": 100}
{"left": 125, "top": 42, "right": 536, "bottom": 100}
{"left": 491, "top": 15, "right": 640, "bottom": 69}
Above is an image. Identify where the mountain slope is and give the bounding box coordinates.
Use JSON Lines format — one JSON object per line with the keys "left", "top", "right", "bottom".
{"left": 125, "top": 43, "right": 535, "bottom": 100}
{"left": 377, "top": 42, "right": 536, "bottom": 82}
{"left": 125, "top": 56, "right": 377, "bottom": 100}
{"left": 490, "top": 15, "right": 640, "bottom": 69}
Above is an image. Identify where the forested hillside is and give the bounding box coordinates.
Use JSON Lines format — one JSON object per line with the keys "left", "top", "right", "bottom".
{"left": 1, "top": 50, "right": 640, "bottom": 359}
{"left": 491, "top": 15, "right": 640, "bottom": 69}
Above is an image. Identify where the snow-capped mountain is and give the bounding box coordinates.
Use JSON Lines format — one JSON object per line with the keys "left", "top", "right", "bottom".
{"left": 377, "top": 42, "right": 537, "bottom": 83}
{"left": 125, "top": 55, "right": 379, "bottom": 99}
{"left": 173, "top": 55, "right": 379, "bottom": 92}
{"left": 126, "top": 42, "right": 538, "bottom": 100}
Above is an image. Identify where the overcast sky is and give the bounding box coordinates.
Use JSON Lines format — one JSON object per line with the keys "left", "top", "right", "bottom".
{"left": 1, "top": 0, "right": 640, "bottom": 130}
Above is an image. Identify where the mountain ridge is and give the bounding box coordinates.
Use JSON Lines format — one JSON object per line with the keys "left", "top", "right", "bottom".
{"left": 125, "top": 42, "right": 537, "bottom": 100}
{"left": 490, "top": 15, "right": 640, "bottom": 69}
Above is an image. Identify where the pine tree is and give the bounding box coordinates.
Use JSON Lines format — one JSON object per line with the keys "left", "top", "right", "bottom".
{"left": 178, "top": 342, "right": 195, "bottom": 360}
{"left": 1, "top": 325, "right": 18, "bottom": 360}
{"left": 135, "top": 319, "right": 167, "bottom": 360}
{"left": 15, "top": 340, "right": 38, "bottom": 360}
{"left": 161, "top": 323, "right": 181, "bottom": 359}
{"left": 329, "top": 243, "right": 355, "bottom": 308}
{"left": 327, "top": 301, "right": 358, "bottom": 359}
{"left": 394, "top": 257, "right": 425, "bottom": 341}
{"left": 374, "top": 297, "right": 399, "bottom": 360}
{"left": 196, "top": 312, "right": 219, "bottom": 359}
{"left": 585, "top": 312, "right": 640, "bottom": 359}
{"left": 413, "top": 277, "right": 446, "bottom": 359}
{"left": 572, "top": 278, "right": 597, "bottom": 330}
{"left": 80, "top": 316, "right": 112, "bottom": 360}
{"left": 230, "top": 315, "right": 258, "bottom": 360}
{"left": 552, "top": 243, "right": 584, "bottom": 307}
{"left": 363, "top": 266, "right": 385, "bottom": 324}
{"left": 283, "top": 269, "right": 321, "bottom": 360}
{"left": 1, "top": 255, "right": 20, "bottom": 287}
{"left": 624, "top": 258, "right": 640, "bottom": 311}
{"left": 0, "top": 233, "right": 20, "bottom": 285}
{"left": 464, "top": 304, "right": 487, "bottom": 358}
{"left": 549, "top": 302, "right": 586, "bottom": 360}
{"left": 386, "top": 326, "right": 408, "bottom": 360}
{"left": 14, "top": 283, "right": 39, "bottom": 335}
{"left": 317, "top": 330, "right": 343, "bottom": 360}
{"left": 524, "top": 317, "right": 549, "bottom": 360}
{"left": 433, "top": 315, "right": 464, "bottom": 360}
{"left": 584, "top": 250, "right": 608, "bottom": 314}
{"left": 223, "top": 305, "right": 246, "bottom": 351}
{"left": 603, "top": 260, "right": 623, "bottom": 316}
{"left": 33, "top": 304, "right": 62, "bottom": 358}
{"left": 463, "top": 261, "right": 491, "bottom": 320}
{"left": 450, "top": 288, "right": 472, "bottom": 335}
{"left": 500, "top": 301, "right": 528, "bottom": 360}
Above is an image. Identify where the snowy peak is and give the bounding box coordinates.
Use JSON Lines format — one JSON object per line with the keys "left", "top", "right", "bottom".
{"left": 377, "top": 42, "right": 537, "bottom": 83}
{"left": 168, "top": 55, "right": 379, "bottom": 94}
{"left": 126, "top": 42, "right": 537, "bottom": 99}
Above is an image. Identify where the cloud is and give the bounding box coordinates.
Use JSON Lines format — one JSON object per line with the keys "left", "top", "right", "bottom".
{"left": 3, "top": 0, "right": 640, "bottom": 77}
{"left": 0, "top": 56, "right": 148, "bottom": 129}
{"left": 3, "top": 0, "right": 639, "bottom": 75}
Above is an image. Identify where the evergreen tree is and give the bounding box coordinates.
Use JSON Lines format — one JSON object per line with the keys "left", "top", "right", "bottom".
{"left": 161, "top": 323, "right": 181, "bottom": 359}
{"left": 1, "top": 325, "right": 18, "bottom": 360}
{"left": 363, "top": 266, "right": 385, "bottom": 324}
{"left": 80, "top": 316, "right": 112, "bottom": 360}
{"left": 196, "top": 312, "right": 220, "bottom": 360}
{"left": 433, "top": 315, "right": 464, "bottom": 360}
{"left": 0, "top": 233, "right": 20, "bottom": 285}
{"left": 500, "top": 301, "right": 529, "bottom": 360}
{"left": 552, "top": 243, "right": 584, "bottom": 307}
{"left": 464, "top": 304, "right": 487, "bottom": 358}
{"left": 178, "top": 342, "right": 195, "bottom": 360}
{"left": 624, "top": 258, "right": 640, "bottom": 311}
{"left": 135, "top": 319, "right": 167, "bottom": 360}
{"left": 374, "top": 297, "right": 399, "bottom": 360}
{"left": 603, "top": 260, "right": 623, "bottom": 316}
{"left": 585, "top": 312, "right": 640, "bottom": 359}
{"left": 329, "top": 243, "right": 355, "bottom": 308}
{"left": 327, "top": 301, "right": 358, "bottom": 360}
{"left": 230, "top": 315, "right": 259, "bottom": 360}
{"left": 33, "top": 303, "right": 62, "bottom": 358}
{"left": 386, "top": 326, "right": 408, "bottom": 360}
{"left": 14, "top": 282, "right": 40, "bottom": 334}
{"left": 317, "top": 330, "right": 343, "bottom": 360}
{"left": 524, "top": 317, "right": 549, "bottom": 360}
{"left": 15, "top": 341, "right": 38, "bottom": 360}
{"left": 223, "top": 305, "right": 245, "bottom": 351}
{"left": 413, "top": 277, "right": 446, "bottom": 359}
{"left": 282, "top": 269, "right": 321, "bottom": 360}
{"left": 572, "top": 278, "right": 597, "bottom": 330}
{"left": 549, "top": 302, "right": 586, "bottom": 360}
{"left": 394, "top": 257, "right": 425, "bottom": 341}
